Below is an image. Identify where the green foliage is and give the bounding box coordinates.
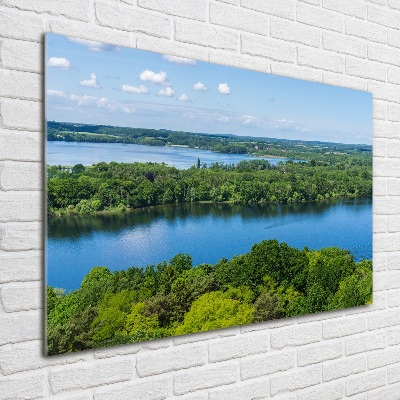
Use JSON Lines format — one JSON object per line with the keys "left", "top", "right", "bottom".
{"left": 174, "top": 290, "right": 255, "bottom": 335}
{"left": 46, "top": 241, "right": 372, "bottom": 355}
{"left": 47, "top": 157, "right": 372, "bottom": 216}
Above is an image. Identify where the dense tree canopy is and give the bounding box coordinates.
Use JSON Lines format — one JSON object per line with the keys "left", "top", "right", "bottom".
{"left": 47, "top": 240, "right": 372, "bottom": 355}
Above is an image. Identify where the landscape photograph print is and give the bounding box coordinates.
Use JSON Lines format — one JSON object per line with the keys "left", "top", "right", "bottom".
{"left": 45, "top": 33, "right": 373, "bottom": 355}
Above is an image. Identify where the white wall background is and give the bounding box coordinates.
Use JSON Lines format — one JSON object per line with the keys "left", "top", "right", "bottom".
{"left": 0, "top": 0, "right": 399, "bottom": 398}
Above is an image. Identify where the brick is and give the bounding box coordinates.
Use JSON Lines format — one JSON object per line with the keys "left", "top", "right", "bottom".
{"left": 137, "top": 344, "right": 206, "bottom": 377}
{"left": 323, "top": 355, "right": 366, "bottom": 382}
{"left": 297, "top": 341, "right": 343, "bottom": 366}
{"left": 368, "top": 309, "right": 400, "bottom": 330}
{"left": 0, "top": 191, "right": 41, "bottom": 222}
{"left": 345, "top": 331, "right": 386, "bottom": 356}
{"left": 298, "top": 47, "right": 344, "bottom": 73}
{"left": 374, "top": 198, "right": 400, "bottom": 216}
{"left": 2, "top": 0, "right": 90, "bottom": 21}
{"left": 388, "top": 364, "right": 400, "bottom": 384}
{"left": 368, "top": 4, "right": 400, "bottom": 30}
{"left": 50, "top": 360, "right": 133, "bottom": 394}
{"left": 0, "top": 310, "right": 40, "bottom": 345}
{"left": 0, "top": 250, "right": 41, "bottom": 283}
{"left": 96, "top": 1, "right": 170, "bottom": 39}
{"left": 323, "top": 0, "right": 367, "bottom": 18}
{"left": 369, "top": 81, "right": 400, "bottom": 104}
{"left": 323, "top": 31, "right": 367, "bottom": 58}
{"left": 94, "top": 378, "right": 169, "bottom": 400}
{"left": 49, "top": 20, "right": 133, "bottom": 50}
{"left": 345, "top": 18, "right": 386, "bottom": 44}
{"left": 1, "top": 98, "right": 43, "bottom": 132}
{"left": 175, "top": 20, "right": 237, "bottom": 50}
{"left": 297, "top": 2, "right": 343, "bottom": 32}
{"left": 323, "top": 316, "right": 366, "bottom": 339}
{"left": 0, "top": 371, "right": 45, "bottom": 400}
{"left": 271, "top": 19, "right": 320, "bottom": 47}
{"left": 369, "top": 43, "right": 400, "bottom": 67}
{"left": 0, "top": 340, "right": 86, "bottom": 375}
{"left": 0, "top": 9, "right": 44, "bottom": 42}
{"left": 374, "top": 271, "right": 400, "bottom": 290}
{"left": 1, "top": 281, "right": 41, "bottom": 312}
{"left": 138, "top": 0, "right": 206, "bottom": 21}
{"left": 389, "top": 0, "right": 400, "bottom": 10}
{"left": 345, "top": 369, "right": 386, "bottom": 396}
{"left": 388, "top": 327, "right": 400, "bottom": 345}
{"left": 388, "top": 178, "right": 400, "bottom": 195}
{"left": 297, "top": 381, "right": 344, "bottom": 400}
{"left": 388, "top": 251, "right": 400, "bottom": 269}
{"left": 270, "top": 365, "right": 321, "bottom": 396}
{"left": 373, "top": 138, "right": 387, "bottom": 158}
{"left": 374, "top": 233, "right": 400, "bottom": 252}
{"left": 388, "top": 103, "right": 400, "bottom": 122}
{"left": 385, "top": 138, "right": 400, "bottom": 157}
{"left": 368, "top": 345, "right": 400, "bottom": 369}
{"left": 373, "top": 177, "right": 387, "bottom": 195}
{"left": 208, "top": 333, "right": 269, "bottom": 362}
{"left": 271, "top": 62, "right": 322, "bottom": 83}
{"left": 210, "top": 2, "right": 269, "bottom": 36}
{"left": 0, "top": 222, "right": 42, "bottom": 251}
{"left": 241, "top": 34, "right": 296, "bottom": 63}
{"left": 271, "top": 323, "right": 321, "bottom": 349}
{"left": 174, "top": 364, "right": 238, "bottom": 395}
{"left": 240, "top": 350, "right": 295, "bottom": 380}
{"left": 216, "top": 0, "right": 237, "bottom": 4}
{"left": 368, "top": 384, "right": 400, "bottom": 400}
{"left": 345, "top": 57, "right": 386, "bottom": 82}
{"left": 0, "top": 39, "right": 42, "bottom": 73}
{"left": 373, "top": 100, "right": 387, "bottom": 120}
{"left": 322, "top": 72, "right": 367, "bottom": 91}
{"left": 373, "top": 120, "right": 400, "bottom": 139}
{"left": 388, "top": 28, "right": 400, "bottom": 49}
{"left": 240, "top": 0, "right": 296, "bottom": 20}
{"left": 209, "top": 50, "right": 271, "bottom": 74}
{"left": 173, "top": 326, "right": 236, "bottom": 345}
{"left": 373, "top": 253, "right": 387, "bottom": 272}
{"left": 0, "top": 130, "right": 42, "bottom": 161}
{"left": 0, "top": 161, "right": 42, "bottom": 191}
{"left": 208, "top": 380, "right": 269, "bottom": 400}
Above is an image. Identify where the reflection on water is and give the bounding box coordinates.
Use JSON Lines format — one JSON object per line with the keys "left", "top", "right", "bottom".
{"left": 47, "top": 198, "right": 372, "bottom": 291}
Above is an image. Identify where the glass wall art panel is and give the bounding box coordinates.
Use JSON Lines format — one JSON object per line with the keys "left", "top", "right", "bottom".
{"left": 45, "top": 33, "right": 372, "bottom": 355}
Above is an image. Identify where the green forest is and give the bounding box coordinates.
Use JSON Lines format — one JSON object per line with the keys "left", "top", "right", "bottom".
{"left": 47, "top": 239, "right": 372, "bottom": 355}
{"left": 47, "top": 158, "right": 371, "bottom": 216}
{"left": 47, "top": 121, "right": 371, "bottom": 160}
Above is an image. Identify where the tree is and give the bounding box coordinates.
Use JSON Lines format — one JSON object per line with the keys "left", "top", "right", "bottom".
{"left": 174, "top": 290, "right": 254, "bottom": 335}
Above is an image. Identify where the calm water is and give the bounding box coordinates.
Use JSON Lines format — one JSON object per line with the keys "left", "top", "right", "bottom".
{"left": 47, "top": 198, "right": 372, "bottom": 291}
{"left": 47, "top": 141, "right": 289, "bottom": 169}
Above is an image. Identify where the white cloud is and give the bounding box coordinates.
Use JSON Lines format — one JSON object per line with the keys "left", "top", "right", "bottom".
{"left": 122, "top": 84, "right": 149, "bottom": 94}
{"left": 69, "top": 94, "right": 98, "bottom": 106}
{"left": 79, "top": 73, "right": 101, "bottom": 88}
{"left": 178, "top": 93, "right": 191, "bottom": 102}
{"left": 67, "top": 37, "right": 120, "bottom": 52}
{"left": 162, "top": 55, "right": 196, "bottom": 66}
{"left": 193, "top": 82, "right": 207, "bottom": 91}
{"left": 218, "top": 83, "right": 231, "bottom": 95}
{"left": 242, "top": 115, "right": 255, "bottom": 125}
{"left": 140, "top": 69, "right": 167, "bottom": 84}
{"left": 47, "top": 90, "right": 67, "bottom": 97}
{"left": 218, "top": 116, "right": 229, "bottom": 122}
{"left": 47, "top": 57, "right": 71, "bottom": 70}
{"left": 157, "top": 87, "right": 174, "bottom": 97}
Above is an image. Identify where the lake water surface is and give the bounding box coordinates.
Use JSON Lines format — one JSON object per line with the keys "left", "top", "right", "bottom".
{"left": 47, "top": 198, "right": 372, "bottom": 291}
{"left": 47, "top": 141, "right": 288, "bottom": 169}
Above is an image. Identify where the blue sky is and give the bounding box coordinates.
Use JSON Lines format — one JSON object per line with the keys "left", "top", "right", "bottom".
{"left": 46, "top": 33, "right": 372, "bottom": 145}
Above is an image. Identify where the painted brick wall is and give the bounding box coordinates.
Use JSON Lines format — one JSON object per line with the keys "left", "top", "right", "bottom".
{"left": 0, "top": 0, "right": 399, "bottom": 398}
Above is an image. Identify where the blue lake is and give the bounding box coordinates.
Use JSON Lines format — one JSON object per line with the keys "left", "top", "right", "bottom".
{"left": 47, "top": 198, "right": 372, "bottom": 292}
{"left": 47, "top": 141, "right": 289, "bottom": 169}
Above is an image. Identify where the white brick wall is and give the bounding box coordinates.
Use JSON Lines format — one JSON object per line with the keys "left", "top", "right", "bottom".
{"left": 0, "top": 0, "right": 399, "bottom": 398}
